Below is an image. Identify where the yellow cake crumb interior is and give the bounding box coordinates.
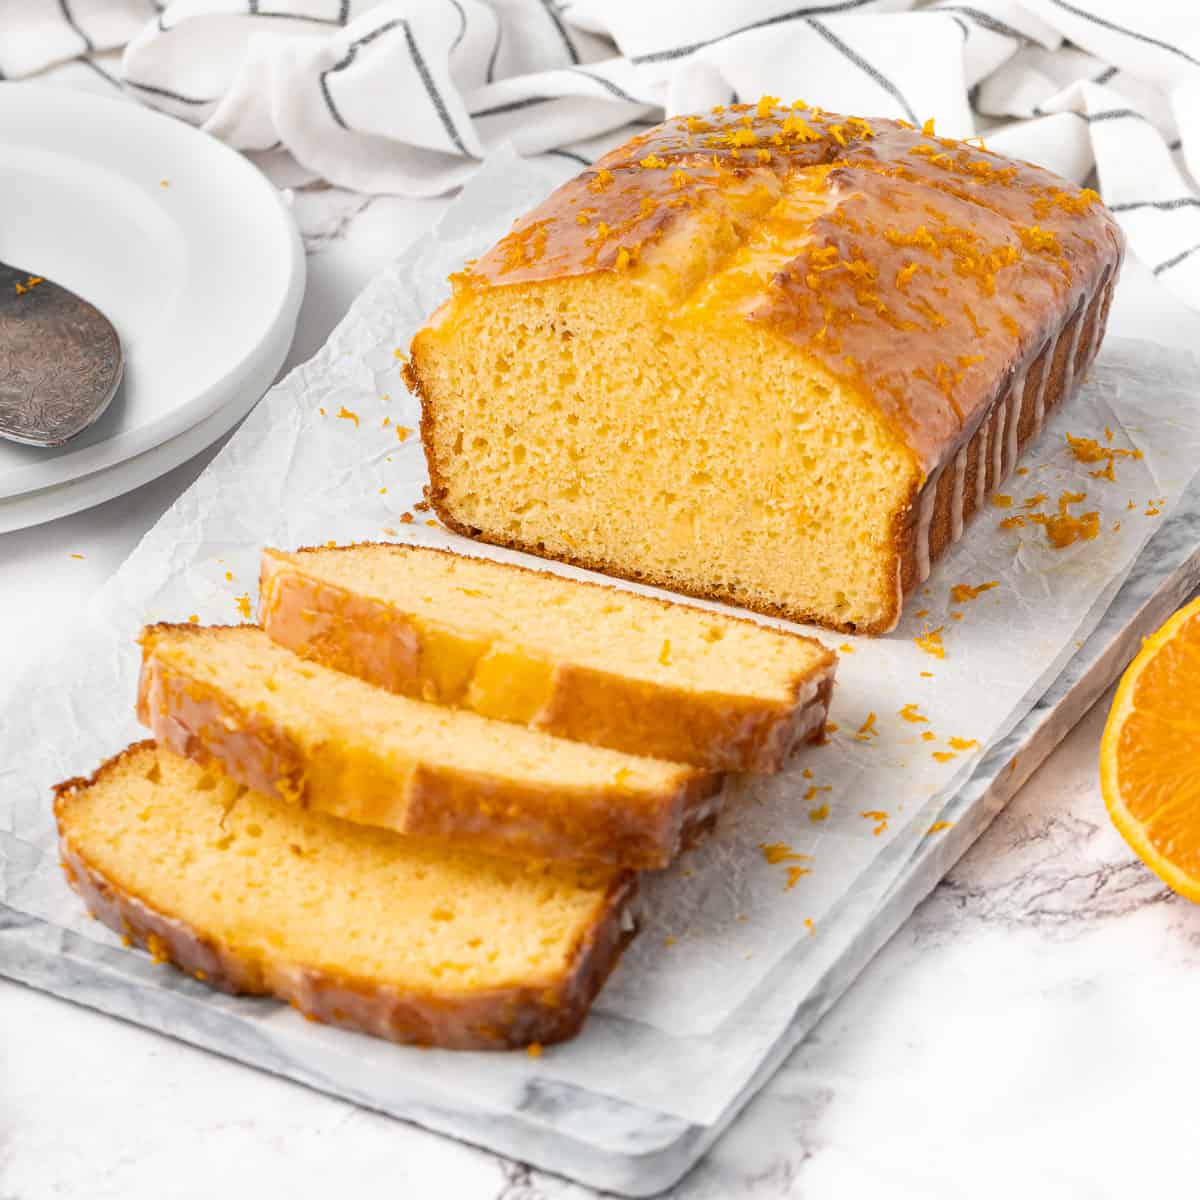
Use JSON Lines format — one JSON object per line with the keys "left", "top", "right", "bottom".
{"left": 275, "top": 544, "right": 828, "bottom": 699}
{"left": 419, "top": 271, "right": 913, "bottom": 631}
{"left": 61, "top": 745, "right": 621, "bottom": 991}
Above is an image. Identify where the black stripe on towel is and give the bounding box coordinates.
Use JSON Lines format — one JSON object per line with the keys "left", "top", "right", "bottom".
{"left": 127, "top": 79, "right": 217, "bottom": 105}
{"left": 471, "top": 95, "right": 556, "bottom": 119}
{"left": 58, "top": 0, "right": 95, "bottom": 54}
{"left": 1046, "top": 0, "right": 1200, "bottom": 69}
{"left": 320, "top": 18, "right": 472, "bottom": 157}
{"left": 545, "top": 147, "right": 592, "bottom": 167}
{"left": 937, "top": 6, "right": 1028, "bottom": 41}
{"left": 807, "top": 16, "right": 919, "bottom": 125}
{"left": 1109, "top": 197, "right": 1200, "bottom": 213}
{"left": 1154, "top": 243, "right": 1200, "bottom": 276}
{"left": 631, "top": 0, "right": 879, "bottom": 64}
{"left": 565, "top": 66, "right": 643, "bottom": 105}
{"left": 540, "top": 0, "right": 580, "bottom": 65}
{"left": 449, "top": 0, "right": 468, "bottom": 52}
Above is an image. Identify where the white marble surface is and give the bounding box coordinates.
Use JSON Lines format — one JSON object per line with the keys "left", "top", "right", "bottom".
{"left": 4, "top": 173, "right": 1200, "bottom": 1200}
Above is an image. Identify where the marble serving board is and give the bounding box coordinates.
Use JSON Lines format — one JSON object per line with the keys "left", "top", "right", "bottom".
{"left": 2, "top": 472, "right": 1198, "bottom": 1196}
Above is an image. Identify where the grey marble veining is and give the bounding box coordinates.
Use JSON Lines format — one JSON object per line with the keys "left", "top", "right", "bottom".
{"left": 3, "top": 469, "right": 1198, "bottom": 1196}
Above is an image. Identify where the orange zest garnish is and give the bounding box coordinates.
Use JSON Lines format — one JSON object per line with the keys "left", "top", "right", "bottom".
{"left": 950, "top": 581, "right": 998, "bottom": 603}
{"left": 915, "top": 627, "right": 945, "bottom": 659}
{"left": 861, "top": 810, "right": 888, "bottom": 836}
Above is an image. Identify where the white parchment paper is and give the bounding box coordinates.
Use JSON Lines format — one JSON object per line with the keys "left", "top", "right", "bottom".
{"left": 4, "top": 148, "right": 1200, "bottom": 1128}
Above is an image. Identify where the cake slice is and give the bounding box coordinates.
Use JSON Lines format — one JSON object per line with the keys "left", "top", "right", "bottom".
{"left": 259, "top": 543, "right": 835, "bottom": 772}
{"left": 137, "top": 624, "right": 720, "bottom": 869}
{"left": 54, "top": 743, "right": 636, "bottom": 1049}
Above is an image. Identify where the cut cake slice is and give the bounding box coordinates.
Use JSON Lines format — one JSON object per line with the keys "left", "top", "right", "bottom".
{"left": 259, "top": 543, "right": 835, "bottom": 772}
{"left": 137, "top": 624, "right": 721, "bottom": 869}
{"left": 54, "top": 742, "right": 636, "bottom": 1049}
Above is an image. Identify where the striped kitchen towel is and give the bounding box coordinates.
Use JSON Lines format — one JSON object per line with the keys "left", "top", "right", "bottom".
{"left": 3, "top": 1, "right": 1200, "bottom": 306}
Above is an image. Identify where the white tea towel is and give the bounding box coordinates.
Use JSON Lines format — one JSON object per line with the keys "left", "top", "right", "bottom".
{"left": 3, "top": 1, "right": 1200, "bottom": 308}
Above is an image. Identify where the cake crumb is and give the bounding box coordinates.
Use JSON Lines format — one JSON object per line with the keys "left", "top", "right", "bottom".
{"left": 400, "top": 513, "right": 414, "bottom": 524}
{"left": 379, "top": 487, "right": 388, "bottom": 495}
{"left": 839, "top": 642, "right": 855, "bottom": 653}
{"left": 527, "top": 1042, "right": 543, "bottom": 1058}
{"left": 920, "top": 671, "right": 934, "bottom": 678}
{"left": 1016, "top": 466, "right": 1030, "bottom": 476}
{"left": 224, "top": 570, "right": 233, "bottom": 581}
{"left": 948, "top": 736, "right": 978, "bottom": 750}
{"left": 809, "top": 802, "right": 829, "bottom": 822}
{"left": 951, "top": 611, "right": 963, "bottom": 620}
{"left": 69, "top": 553, "right": 84, "bottom": 559}
{"left": 336, "top": 405, "right": 359, "bottom": 427}
{"left": 665, "top": 937, "right": 677, "bottom": 947}
{"left": 187, "top": 614, "right": 199, "bottom": 624}
{"left": 921, "top": 731, "right": 937, "bottom": 742}
{"left": 927, "top": 821, "right": 954, "bottom": 835}
{"left": 915, "top": 608, "right": 929, "bottom": 617}
{"left": 898, "top": 703, "right": 927, "bottom": 724}
{"left": 992, "top": 494, "right": 1013, "bottom": 508}
{"left": 785, "top": 865, "right": 810, "bottom": 890}
{"left": 425, "top": 519, "right": 439, "bottom": 527}
{"left": 804, "top": 918, "right": 816, "bottom": 935}
{"left": 235, "top": 593, "right": 251, "bottom": 619}
{"left": 932, "top": 750, "right": 957, "bottom": 762}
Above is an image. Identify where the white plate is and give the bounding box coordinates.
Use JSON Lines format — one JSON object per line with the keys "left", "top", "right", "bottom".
{"left": 0, "top": 84, "right": 304, "bottom": 517}
{"left": 0, "top": 315, "right": 293, "bottom": 534}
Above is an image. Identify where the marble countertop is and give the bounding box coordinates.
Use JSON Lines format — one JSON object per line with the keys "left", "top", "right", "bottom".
{"left": 4, "top": 175, "right": 1200, "bottom": 1200}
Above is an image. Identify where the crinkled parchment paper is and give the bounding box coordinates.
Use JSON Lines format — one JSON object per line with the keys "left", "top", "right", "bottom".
{"left": 4, "top": 148, "right": 1200, "bottom": 1127}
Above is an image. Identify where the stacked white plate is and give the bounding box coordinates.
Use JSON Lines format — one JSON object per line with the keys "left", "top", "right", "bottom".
{"left": 0, "top": 85, "right": 305, "bottom": 533}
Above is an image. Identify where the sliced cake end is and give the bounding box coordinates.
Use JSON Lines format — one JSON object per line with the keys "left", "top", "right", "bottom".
{"left": 54, "top": 742, "right": 637, "bottom": 1049}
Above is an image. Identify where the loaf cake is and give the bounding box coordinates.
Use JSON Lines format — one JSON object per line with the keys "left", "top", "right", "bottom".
{"left": 54, "top": 742, "right": 635, "bottom": 1049}
{"left": 259, "top": 542, "right": 835, "bottom": 771}
{"left": 138, "top": 623, "right": 721, "bottom": 868}
{"left": 406, "top": 102, "right": 1124, "bottom": 633}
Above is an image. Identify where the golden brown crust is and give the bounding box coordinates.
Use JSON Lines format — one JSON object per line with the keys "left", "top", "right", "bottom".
{"left": 409, "top": 105, "right": 1125, "bottom": 635}
{"left": 53, "top": 743, "right": 639, "bottom": 1050}
{"left": 259, "top": 545, "right": 835, "bottom": 770}
{"left": 137, "top": 624, "right": 723, "bottom": 870}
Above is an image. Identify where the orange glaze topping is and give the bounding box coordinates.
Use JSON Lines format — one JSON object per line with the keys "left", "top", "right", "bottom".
{"left": 461, "top": 102, "right": 1122, "bottom": 475}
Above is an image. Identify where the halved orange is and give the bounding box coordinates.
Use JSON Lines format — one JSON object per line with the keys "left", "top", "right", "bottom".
{"left": 1101, "top": 594, "right": 1200, "bottom": 900}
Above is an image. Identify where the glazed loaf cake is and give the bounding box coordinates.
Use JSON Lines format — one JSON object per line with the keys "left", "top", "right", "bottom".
{"left": 55, "top": 743, "right": 635, "bottom": 1049}
{"left": 407, "top": 102, "right": 1124, "bottom": 633}
{"left": 138, "top": 623, "right": 720, "bottom": 869}
{"left": 259, "top": 542, "right": 834, "bottom": 771}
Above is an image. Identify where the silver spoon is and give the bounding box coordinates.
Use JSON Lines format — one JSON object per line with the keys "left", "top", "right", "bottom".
{"left": 0, "top": 260, "right": 123, "bottom": 447}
